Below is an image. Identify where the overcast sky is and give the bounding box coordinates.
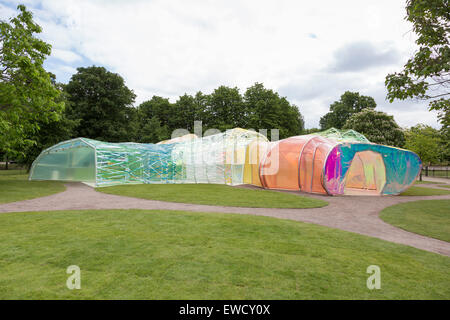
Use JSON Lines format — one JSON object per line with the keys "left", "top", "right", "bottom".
{"left": 0, "top": 0, "right": 441, "bottom": 128}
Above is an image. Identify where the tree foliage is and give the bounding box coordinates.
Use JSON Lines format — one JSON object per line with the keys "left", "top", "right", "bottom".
{"left": 135, "top": 96, "right": 172, "bottom": 143}
{"left": 343, "top": 109, "right": 406, "bottom": 147}
{"left": 16, "top": 81, "right": 79, "bottom": 169}
{"left": 385, "top": 0, "right": 449, "bottom": 126}
{"left": 244, "top": 83, "right": 304, "bottom": 139}
{"left": 0, "top": 5, "right": 64, "bottom": 157}
{"left": 65, "top": 66, "right": 136, "bottom": 142}
{"left": 319, "top": 91, "right": 376, "bottom": 130}
{"left": 405, "top": 124, "right": 445, "bottom": 164}
{"left": 135, "top": 83, "right": 305, "bottom": 142}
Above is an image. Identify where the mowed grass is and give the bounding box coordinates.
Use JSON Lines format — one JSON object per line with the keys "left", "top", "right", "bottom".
{"left": 0, "top": 170, "right": 65, "bottom": 204}
{"left": 380, "top": 200, "right": 450, "bottom": 242}
{"left": 400, "top": 186, "right": 450, "bottom": 196}
{"left": 0, "top": 209, "right": 449, "bottom": 299}
{"left": 438, "top": 184, "right": 450, "bottom": 189}
{"left": 97, "top": 184, "right": 328, "bottom": 208}
{"left": 414, "top": 180, "right": 438, "bottom": 185}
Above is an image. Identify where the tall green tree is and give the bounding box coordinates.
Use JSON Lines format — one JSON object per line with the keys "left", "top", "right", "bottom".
{"left": 172, "top": 93, "right": 206, "bottom": 132}
{"left": 138, "top": 116, "right": 170, "bottom": 143}
{"left": 132, "top": 83, "right": 305, "bottom": 143}
{"left": 17, "top": 80, "right": 79, "bottom": 169}
{"left": 137, "top": 96, "right": 173, "bottom": 128}
{"left": 319, "top": 91, "right": 377, "bottom": 130}
{"left": 136, "top": 96, "right": 173, "bottom": 142}
{"left": 207, "top": 86, "right": 246, "bottom": 131}
{"left": 0, "top": 5, "right": 64, "bottom": 157}
{"left": 405, "top": 124, "right": 444, "bottom": 164}
{"left": 343, "top": 109, "right": 405, "bottom": 147}
{"left": 385, "top": 0, "right": 449, "bottom": 127}
{"left": 244, "top": 83, "right": 304, "bottom": 139}
{"left": 65, "top": 66, "right": 136, "bottom": 142}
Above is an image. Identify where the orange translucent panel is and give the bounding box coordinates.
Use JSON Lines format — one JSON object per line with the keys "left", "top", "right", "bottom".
{"left": 311, "top": 144, "right": 329, "bottom": 194}
{"left": 261, "top": 136, "right": 310, "bottom": 190}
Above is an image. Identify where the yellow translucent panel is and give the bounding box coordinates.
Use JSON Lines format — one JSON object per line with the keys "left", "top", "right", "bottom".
{"left": 243, "top": 145, "right": 252, "bottom": 184}
{"left": 246, "top": 140, "right": 270, "bottom": 187}
{"left": 344, "top": 150, "right": 386, "bottom": 195}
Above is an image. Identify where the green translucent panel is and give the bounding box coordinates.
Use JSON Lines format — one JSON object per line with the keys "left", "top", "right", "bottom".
{"left": 315, "top": 127, "right": 370, "bottom": 143}
{"left": 30, "top": 145, "right": 95, "bottom": 181}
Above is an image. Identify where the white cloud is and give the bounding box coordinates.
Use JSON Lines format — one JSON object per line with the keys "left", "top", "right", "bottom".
{"left": 51, "top": 48, "right": 82, "bottom": 63}
{"left": 1, "top": 0, "right": 441, "bottom": 129}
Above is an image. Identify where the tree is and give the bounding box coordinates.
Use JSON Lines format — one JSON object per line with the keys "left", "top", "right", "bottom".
{"left": 0, "top": 5, "right": 64, "bottom": 157}
{"left": 404, "top": 124, "right": 444, "bottom": 164}
{"left": 319, "top": 91, "right": 377, "bottom": 129}
{"left": 137, "top": 96, "right": 173, "bottom": 128}
{"left": 440, "top": 110, "right": 450, "bottom": 162}
{"left": 172, "top": 93, "right": 206, "bottom": 132}
{"left": 136, "top": 96, "right": 173, "bottom": 142}
{"left": 304, "top": 128, "right": 321, "bottom": 134}
{"left": 385, "top": 0, "right": 449, "bottom": 127}
{"left": 343, "top": 109, "right": 406, "bottom": 147}
{"left": 16, "top": 80, "right": 78, "bottom": 169}
{"left": 207, "top": 86, "right": 246, "bottom": 131}
{"left": 65, "top": 66, "right": 136, "bottom": 142}
{"left": 138, "top": 116, "right": 170, "bottom": 143}
{"left": 244, "top": 83, "right": 304, "bottom": 139}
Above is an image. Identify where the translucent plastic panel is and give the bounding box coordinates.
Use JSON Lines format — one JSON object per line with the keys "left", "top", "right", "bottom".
{"left": 311, "top": 141, "right": 336, "bottom": 194}
{"left": 261, "top": 136, "right": 311, "bottom": 190}
{"left": 157, "top": 133, "right": 197, "bottom": 145}
{"left": 343, "top": 151, "right": 386, "bottom": 195}
{"left": 95, "top": 142, "right": 175, "bottom": 186}
{"left": 243, "top": 144, "right": 253, "bottom": 184}
{"left": 171, "top": 128, "right": 268, "bottom": 186}
{"left": 31, "top": 146, "right": 95, "bottom": 181}
{"left": 248, "top": 141, "right": 270, "bottom": 187}
{"left": 316, "top": 127, "right": 370, "bottom": 143}
{"left": 324, "top": 144, "right": 421, "bottom": 195}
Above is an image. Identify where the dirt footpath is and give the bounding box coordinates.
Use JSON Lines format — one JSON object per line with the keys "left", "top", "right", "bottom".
{"left": 0, "top": 182, "right": 449, "bottom": 256}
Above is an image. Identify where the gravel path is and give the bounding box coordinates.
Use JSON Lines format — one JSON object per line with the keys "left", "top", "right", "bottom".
{"left": 0, "top": 182, "right": 449, "bottom": 256}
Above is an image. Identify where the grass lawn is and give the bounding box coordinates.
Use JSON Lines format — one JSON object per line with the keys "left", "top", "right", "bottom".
{"left": 438, "top": 185, "right": 450, "bottom": 188}
{"left": 97, "top": 184, "right": 328, "bottom": 208}
{"left": 400, "top": 186, "right": 450, "bottom": 196}
{"left": 380, "top": 200, "right": 450, "bottom": 242}
{"left": 414, "top": 180, "right": 437, "bottom": 185}
{"left": 0, "top": 209, "right": 448, "bottom": 299}
{"left": 0, "top": 170, "right": 65, "bottom": 204}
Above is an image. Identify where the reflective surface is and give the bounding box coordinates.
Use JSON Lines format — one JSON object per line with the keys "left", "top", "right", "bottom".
{"left": 30, "top": 128, "right": 421, "bottom": 195}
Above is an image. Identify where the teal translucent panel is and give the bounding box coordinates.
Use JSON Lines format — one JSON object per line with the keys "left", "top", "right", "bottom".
{"left": 94, "top": 141, "right": 177, "bottom": 186}
{"left": 323, "top": 143, "right": 422, "bottom": 195}
{"left": 30, "top": 145, "right": 95, "bottom": 181}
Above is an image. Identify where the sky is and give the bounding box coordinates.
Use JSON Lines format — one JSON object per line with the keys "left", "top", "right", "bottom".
{"left": 0, "top": 0, "right": 441, "bottom": 129}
